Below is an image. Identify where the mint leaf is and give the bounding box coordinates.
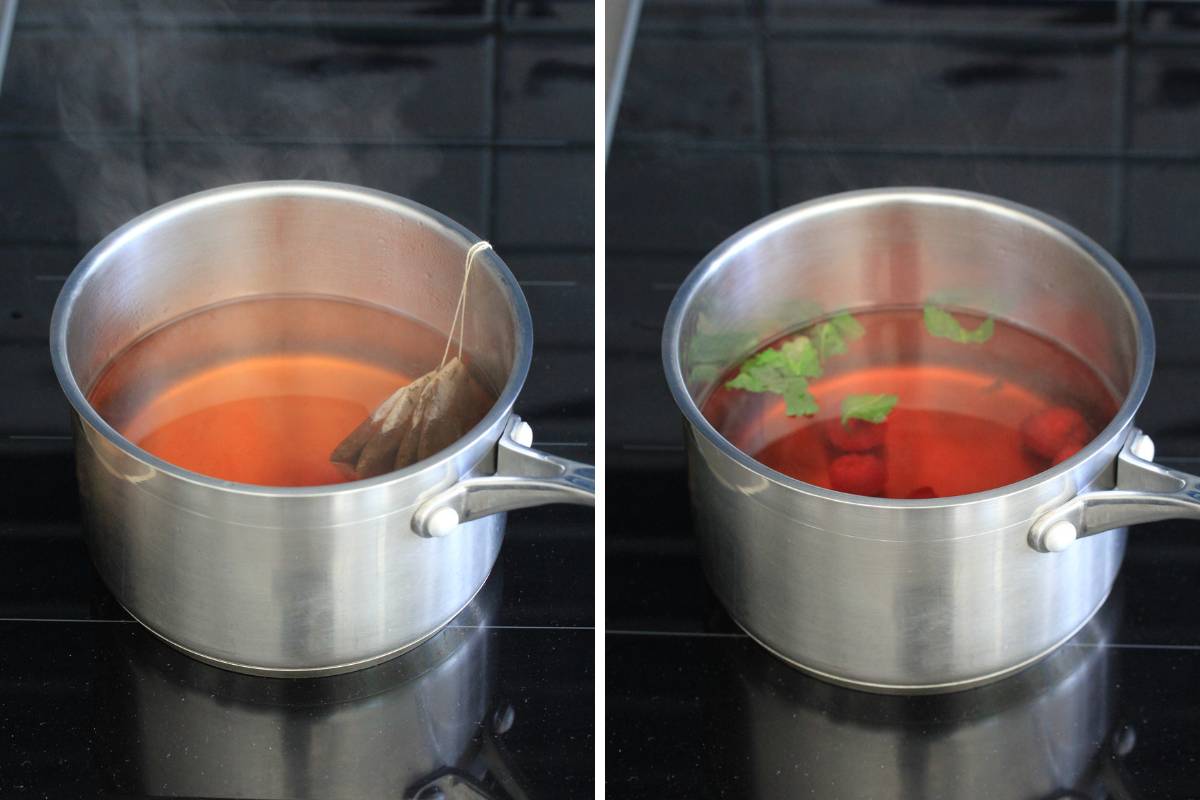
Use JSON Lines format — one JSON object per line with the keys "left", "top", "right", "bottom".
{"left": 724, "top": 313, "right": 867, "bottom": 418}
{"left": 724, "top": 336, "right": 819, "bottom": 417}
{"left": 814, "top": 322, "right": 846, "bottom": 361}
{"left": 812, "top": 311, "right": 865, "bottom": 361}
{"left": 778, "top": 335, "right": 821, "bottom": 378}
{"left": 841, "top": 393, "right": 898, "bottom": 425}
{"left": 724, "top": 372, "right": 761, "bottom": 392}
{"left": 923, "top": 305, "right": 994, "bottom": 344}
{"left": 689, "top": 330, "right": 758, "bottom": 365}
{"left": 783, "top": 384, "right": 819, "bottom": 416}
{"left": 687, "top": 312, "right": 760, "bottom": 388}
{"left": 829, "top": 311, "right": 865, "bottom": 341}
{"left": 726, "top": 349, "right": 789, "bottom": 393}
{"left": 726, "top": 366, "right": 771, "bottom": 393}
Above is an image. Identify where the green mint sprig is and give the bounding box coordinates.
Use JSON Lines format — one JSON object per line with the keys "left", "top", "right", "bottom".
{"left": 724, "top": 311, "right": 868, "bottom": 418}
{"left": 841, "top": 393, "right": 898, "bottom": 425}
{"left": 923, "top": 304, "right": 994, "bottom": 344}
{"left": 724, "top": 339, "right": 820, "bottom": 416}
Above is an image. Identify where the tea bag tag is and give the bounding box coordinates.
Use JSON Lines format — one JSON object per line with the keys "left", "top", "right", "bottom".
{"left": 437, "top": 240, "right": 492, "bottom": 369}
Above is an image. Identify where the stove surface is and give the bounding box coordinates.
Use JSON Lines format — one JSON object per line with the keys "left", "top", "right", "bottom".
{"left": 0, "top": 1, "right": 594, "bottom": 797}
{"left": 607, "top": 1, "right": 1200, "bottom": 797}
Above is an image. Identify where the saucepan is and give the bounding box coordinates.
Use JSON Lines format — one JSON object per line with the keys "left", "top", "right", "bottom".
{"left": 663, "top": 187, "right": 1193, "bottom": 693}
{"left": 51, "top": 181, "right": 594, "bottom": 677}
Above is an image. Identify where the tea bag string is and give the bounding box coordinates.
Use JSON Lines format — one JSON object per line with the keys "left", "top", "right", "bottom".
{"left": 439, "top": 240, "right": 493, "bottom": 369}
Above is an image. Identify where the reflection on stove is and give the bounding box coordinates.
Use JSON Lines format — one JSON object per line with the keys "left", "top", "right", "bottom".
{"left": 705, "top": 594, "right": 1140, "bottom": 799}
{"left": 90, "top": 574, "right": 533, "bottom": 800}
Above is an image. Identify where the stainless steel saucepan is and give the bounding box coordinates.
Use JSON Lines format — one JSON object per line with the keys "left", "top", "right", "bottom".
{"left": 663, "top": 187, "right": 1194, "bottom": 693}
{"left": 51, "top": 181, "right": 594, "bottom": 677}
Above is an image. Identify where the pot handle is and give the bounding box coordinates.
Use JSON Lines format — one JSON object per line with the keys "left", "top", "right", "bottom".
{"left": 1028, "top": 428, "right": 1200, "bottom": 553}
{"left": 412, "top": 415, "right": 595, "bottom": 538}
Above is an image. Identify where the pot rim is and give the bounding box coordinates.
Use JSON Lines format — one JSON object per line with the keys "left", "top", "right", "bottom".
{"left": 50, "top": 180, "right": 533, "bottom": 498}
{"left": 662, "top": 187, "right": 1156, "bottom": 509}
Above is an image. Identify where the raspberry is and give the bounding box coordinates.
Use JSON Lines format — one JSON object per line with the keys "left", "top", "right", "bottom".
{"left": 1052, "top": 438, "right": 1088, "bottom": 466}
{"left": 905, "top": 486, "right": 938, "bottom": 499}
{"left": 829, "top": 453, "right": 886, "bottom": 496}
{"left": 826, "top": 418, "right": 887, "bottom": 452}
{"left": 1021, "top": 406, "right": 1091, "bottom": 461}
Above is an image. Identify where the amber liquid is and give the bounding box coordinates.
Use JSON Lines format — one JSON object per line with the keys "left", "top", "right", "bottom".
{"left": 88, "top": 296, "right": 491, "bottom": 487}
{"left": 701, "top": 308, "right": 1119, "bottom": 499}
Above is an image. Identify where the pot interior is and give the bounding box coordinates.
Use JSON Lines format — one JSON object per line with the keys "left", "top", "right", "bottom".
{"left": 675, "top": 190, "right": 1148, "bottom": 417}
{"left": 59, "top": 184, "right": 522, "bottom": 402}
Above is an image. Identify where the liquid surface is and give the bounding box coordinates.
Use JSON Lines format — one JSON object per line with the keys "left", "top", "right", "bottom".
{"left": 701, "top": 308, "right": 1119, "bottom": 499}
{"left": 88, "top": 297, "right": 493, "bottom": 487}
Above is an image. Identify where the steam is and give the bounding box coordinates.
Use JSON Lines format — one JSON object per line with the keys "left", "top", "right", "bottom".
{"left": 44, "top": 0, "right": 445, "bottom": 244}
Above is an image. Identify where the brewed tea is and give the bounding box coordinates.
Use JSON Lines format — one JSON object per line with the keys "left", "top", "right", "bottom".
{"left": 88, "top": 296, "right": 496, "bottom": 487}
{"left": 701, "top": 307, "right": 1119, "bottom": 499}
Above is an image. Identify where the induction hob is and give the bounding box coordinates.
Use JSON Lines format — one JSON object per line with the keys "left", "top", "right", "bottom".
{"left": 608, "top": 1, "right": 1200, "bottom": 796}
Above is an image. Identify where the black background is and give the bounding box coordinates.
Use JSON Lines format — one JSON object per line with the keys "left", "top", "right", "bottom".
{"left": 608, "top": 1, "right": 1200, "bottom": 797}
{"left": 0, "top": 1, "right": 594, "bottom": 797}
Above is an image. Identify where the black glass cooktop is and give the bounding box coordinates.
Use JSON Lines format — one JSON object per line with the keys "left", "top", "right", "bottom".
{"left": 0, "top": 1, "right": 593, "bottom": 797}
{"left": 607, "top": 1, "right": 1200, "bottom": 797}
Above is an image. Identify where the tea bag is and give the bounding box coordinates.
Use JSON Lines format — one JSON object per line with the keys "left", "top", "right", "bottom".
{"left": 331, "top": 242, "right": 495, "bottom": 480}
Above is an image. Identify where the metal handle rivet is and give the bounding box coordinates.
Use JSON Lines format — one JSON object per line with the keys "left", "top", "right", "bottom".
{"left": 1043, "top": 520, "right": 1078, "bottom": 552}
{"left": 512, "top": 420, "right": 534, "bottom": 447}
{"left": 1131, "top": 432, "right": 1155, "bottom": 462}
{"left": 426, "top": 506, "right": 460, "bottom": 537}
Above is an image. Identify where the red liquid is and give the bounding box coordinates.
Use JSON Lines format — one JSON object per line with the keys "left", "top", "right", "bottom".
{"left": 111, "top": 355, "right": 408, "bottom": 486}
{"left": 88, "top": 296, "right": 493, "bottom": 487}
{"left": 701, "top": 308, "right": 1119, "bottom": 499}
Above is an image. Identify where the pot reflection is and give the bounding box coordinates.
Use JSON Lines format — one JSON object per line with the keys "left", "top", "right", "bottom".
{"left": 92, "top": 574, "right": 528, "bottom": 799}
{"left": 706, "top": 594, "right": 1138, "bottom": 799}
